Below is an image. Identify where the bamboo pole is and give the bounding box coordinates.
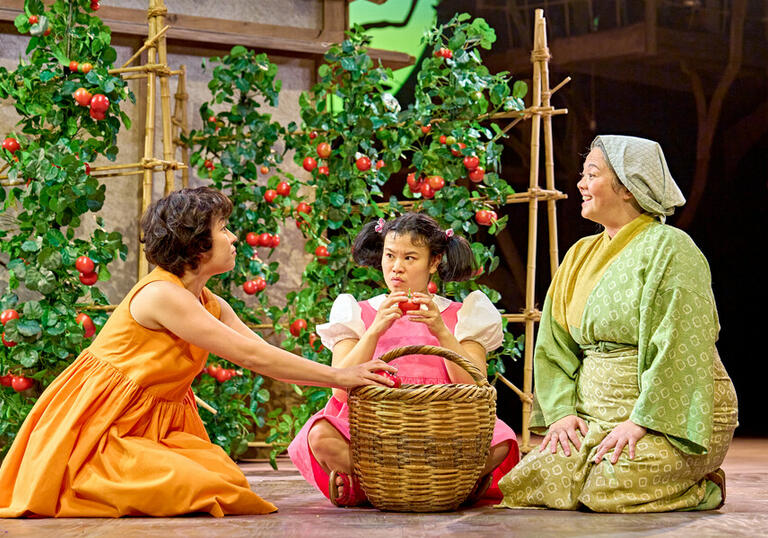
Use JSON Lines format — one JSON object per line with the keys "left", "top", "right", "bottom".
{"left": 540, "top": 12, "right": 561, "bottom": 279}
{"left": 519, "top": 9, "right": 547, "bottom": 453}
{"left": 195, "top": 395, "right": 218, "bottom": 415}
{"left": 120, "top": 25, "right": 170, "bottom": 68}
{"left": 173, "top": 64, "right": 190, "bottom": 188}
{"left": 152, "top": 0, "right": 176, "bottom": 195}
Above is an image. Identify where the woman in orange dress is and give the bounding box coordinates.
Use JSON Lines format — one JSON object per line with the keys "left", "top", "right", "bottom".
{"left": 0, "top": 186, "right": 395, "bottom": 518}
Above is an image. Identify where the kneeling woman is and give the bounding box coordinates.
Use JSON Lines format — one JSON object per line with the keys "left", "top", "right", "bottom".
{"left": 288, "top": 213, "right": 519, "bottom": 506}
{"left": 497, "top": 135, "right": 738, "bottom": 513}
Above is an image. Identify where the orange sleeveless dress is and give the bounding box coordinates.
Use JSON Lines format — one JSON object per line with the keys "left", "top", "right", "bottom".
{"left": 0, "top": 267, "right": 277, "bottom": 517}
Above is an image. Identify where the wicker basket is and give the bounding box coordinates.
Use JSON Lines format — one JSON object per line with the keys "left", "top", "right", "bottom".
{"left": 348, "top": 345, "right": 496, "bottom": 512}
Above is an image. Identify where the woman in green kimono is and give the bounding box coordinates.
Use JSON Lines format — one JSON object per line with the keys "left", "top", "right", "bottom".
{"left": 497, "top": 135, "right": 738, "bottom": 512}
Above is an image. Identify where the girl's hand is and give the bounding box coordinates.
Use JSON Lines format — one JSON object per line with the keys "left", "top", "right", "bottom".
{"left": 334, "top": 359, "right": 398, "bottom": 389}
{"left": 405, "top": 292, "right": 448, "bottom": 337}
{"left": 593, "top": 420, "right": 646, "bottom": 464}
{"left": 539, "top": 415, "right": 589, "bottom": 457}
{"left": 368, "top": 291, "right": 407, "bottom": 336}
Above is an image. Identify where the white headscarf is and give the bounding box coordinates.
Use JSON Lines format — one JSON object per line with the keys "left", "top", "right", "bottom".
{"left": 591, "top": 135, "right": 685, "bottom": 223}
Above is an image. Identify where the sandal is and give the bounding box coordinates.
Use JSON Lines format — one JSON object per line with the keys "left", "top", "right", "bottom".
{"left": 705, "top": 468, "right": 726, "bottom": 509}
{"left": 462, "top": 472, "right": 493, "bottom": 506}
{"left": 329, "top": 470, "right": 367, "bottom": 507}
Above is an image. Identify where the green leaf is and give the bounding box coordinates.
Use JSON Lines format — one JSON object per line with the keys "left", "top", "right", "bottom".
{"left": 22, "top": 301, "right": 44, "bottom": 320}
{"left": 512, "top": 80, "right": 528, "bottom": 100}
{"left": 16, "top": 319, "right": 42, "bottom": 338}
{"left": 16, "top": 349, "right": 39, "bottom": 368}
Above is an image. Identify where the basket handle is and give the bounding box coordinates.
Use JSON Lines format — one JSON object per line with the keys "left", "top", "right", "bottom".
{"left": 376, "top": 345, "right": 490, "bottom": 387}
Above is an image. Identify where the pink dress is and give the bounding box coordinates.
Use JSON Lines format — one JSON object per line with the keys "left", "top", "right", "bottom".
{"left": 287, "top": 295, "right": 520, "bottom": 503}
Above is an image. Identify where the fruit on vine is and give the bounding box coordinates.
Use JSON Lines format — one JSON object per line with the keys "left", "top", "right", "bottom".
{"left": 302, "top": 156, "right": 317, "bottom": 172}
{"left": 316, "top": 142, "right": 331, "bottom": 159}
{"left": 243, "top": 280, "right": 259, "bottom": 295}
{"left": 264, "top": 189, "right": 277, "bottom": 203}
{"left": 355, "top": 156, "right": 371, "bottom": 172}
{"left": 79, "top": 271, "right": 98, "bottom": 286}
{"left": 11, "top": 376, "right": 33, "bottom": 392}
{"left": 79, "top": 63, "right": 93, "bottom": 74}
{"left": 215, "top": 368, "right": 233, "bottom": 382}
{"left": 0, "top": 374, "right": 11, "bottom": 387}
{"left": 1, "top": 309, "right": 20, "bottom": 326}
{"left": 203, "top": 159, "right": 214, "bottom": 170}
{"left": 28, "top": 15, "right": 39, "bottom": 24}
{"left": 69, "top": 60, "right": 79, "bottom": 72}
{"left": 90, "top": 94, "right": 109, "bottom": 113}
{"left": 427, "top": 281, "right": 438, "bottom": 294}
{"left": 253, "top": 276, "right": 267, "bottom": 292}
{"left": 376, "top": 159, "right": 385, "bottom": 170}
{"left": 91, "top": 1, "right": 100, "bottom": 11}
{"left": 406, "top": 172, "right": 420, "bottom": 190}
{"left": 445, "top": 135, "right": 456, "bottom": 145}
{"left": 309, "top": 332, "right": 323, "bottom": 352}
{"left": 2, "top": 137, "right": 20, "bottom": 154}
{"left": 43, "top": 28, "right": 51, "bottom": 36}
{"left": 318, "top": 165, "right": 329, "bottom": 175}
{"left": 2, "top": 333, "right": 16, "bottom": 348}
{"left": 475, "top": 209, "right": 497, "bottom": 226}
{"left": 89, "top": 108, "right": 105, "bottom": 121}
{"left": 260, "top": 165, "right": 269, "bottom": 174}
{"left": 289, "top": 318, "right": 307, "bottom": 337}
{"left": 258, "top": 232, "right": 272, "bottom": 247}
{"left": 276, "top": 181, "right": 291, "bottom": 196}
{"left": 246, "top": 232, "right": 259, "bottom": 246}
{"left": 374, "top": 370, "right": 402, "bottom": 388}
{"left": 208, "top": 115, "right": 216, "bottom": 123}
{"left": 76, "top": 313, "right": 95, "bottom": 338}
{"left": 469, "top": 167, "right": 485, "bottom": 183}
{"left": 427, "top": 175, "right": 445, "bottom": 191}
{"left": 463, "top": 155, "right": 479, "bottom": 170}
{"left": 421, "top": 124, "right": 431, "bottom": 135}
{"left": 75, "top": 255, "right": 95, "bottom": 274}
{"left": 451, "top": 142, "right": 467, "bottom": 157}
{"left": 84, "top": 163, "right": 91, "bottom": 175}
{"left": 309, "top": 131, "right": 317, "bottom": 140}
{"left": 272, "top": 234, "right": 280, "bottom": 247}
{"left": 439, "top": 135, "right": 447, "bottom": 144}
{"left": 295, "top": 202, "right": 311, "bottom": 216}
{"left": 435, "top": 48, "right": 453, "bottom": 59}
{"left": 315, "top": 245, "right": 329, "bottom": 264}
{"left": 420, "top": 182, "right": 435, "bottom": 199}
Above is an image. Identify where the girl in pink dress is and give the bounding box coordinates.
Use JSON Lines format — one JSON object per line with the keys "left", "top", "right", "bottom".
{"left": 288, "top": 213, "right": 519, "bottom": 507}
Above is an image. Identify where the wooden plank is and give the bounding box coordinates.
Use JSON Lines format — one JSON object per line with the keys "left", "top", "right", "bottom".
{"left": 0, "top": 2, "right": 413, "bottom": 70}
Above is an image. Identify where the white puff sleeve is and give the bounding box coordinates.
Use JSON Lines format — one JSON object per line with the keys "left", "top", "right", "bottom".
{"left": 454, "top": 290, "right": 504, "bottom": 352}
{"left": 315, "top": 294, "right": 366, "bottom": 350}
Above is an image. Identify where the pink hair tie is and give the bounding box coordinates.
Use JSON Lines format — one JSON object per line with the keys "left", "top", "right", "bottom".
{"left": 445, "top": 228, "right": 454, "bottom": 238}
{"left": 374, "top": 218, "right": 386, "bottom": 233}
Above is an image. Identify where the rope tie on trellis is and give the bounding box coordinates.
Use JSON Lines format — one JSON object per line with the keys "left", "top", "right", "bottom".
{"left": 174, "top": 92, "right": 189, "bottom": 99}
{"left": 141, "top": 158, "right": 183, "bottom": 170}
{"left": 147, "top": 7, "right": 168, "bottom": 18}
{"left": 530, "top": 48, "right": 551, "bottom": 63}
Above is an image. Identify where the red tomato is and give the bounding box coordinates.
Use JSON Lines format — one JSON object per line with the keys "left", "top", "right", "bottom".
{"left": 272, "top": 234, "right": 281, "bottom": 247}
{"left": 79, "top": 63, "right": 93, "bottom": 74}
{"left": 79, "top": 271, "right": 98, "bottom": 286}
{"left": 421, "top": 124, "right": 431, "bottom": 135}
{"left": 374, "top": 370, "right": 402, "bottom": 388}
{"left": 295, "top": 202, "right": 311, "bottom": 216}
{"left": 75, "top": 255, "right": 95, "bottom": 274}
{"left": 302, "top": 156, "right": 317, "bottom": 172}
{"left": 427, "top": 175, "right": 445, "bottom": 191}
{"left": 451, "top": 142, "right": 467, "bottom": 157}
{"left": 1, "top": 333, "right": 15, "bottom": 348}
{"left": 463, "top": 155, "right": 479, "bottom": 170}
{"left": 439, "top": 135, "right": 447, "bottom": 144}
{"left": 428, "top": 281, "right": 438, "bottom": 294}
{"left": 289, "top": 318, "right": 307, "bottom": 337}
{"left": 258, "top": 233, "right": 273, "bottom": 247}
{"left": 318, "top": 165, "right": 329, "bottom": 175}
{"left": 215, "top": 369, "right": 232, "bottom": 383}
{"left": 76, "top": 313, "right": 95, "bottom": 338}
{"left": 0, "top": 374, "right": 12, "bottom": 387}
{"left": 243, "top": 280, "right": 259, "bottom": 295}
{"left": 376, "top": 160, "right": 385, "bottom": 170}
{"left": 309, "top": 332, "right": 324, "bottom": 352}
{"left": 406, "top": 172, "right": 420, "bottom": 190}
{"left": 11, "top": 376, "right": 33, "bottom": 392}
{"left": 246, "top": 232, "right": 259, "bottom": 246}
{"left": 315, "top": 245, "right": 329, "bottom": 264}
{"left": 264, "top": 189, "right": 277, "bottom": 203}
{"left": 84, "top": 163, "right": 91, "bottom": 175}
{"left": 208, "top": 115, "right": 216, "bottom": 124}
{"left": 43, "top": 28, "right": 50, "bottom": 36}
{"left": 90, "top": 94, "right": 109, "bottom": 113}
{"left": 469, "top": 167, "right": 485, "bottom": 183}
{"left": 488, "top": 210, "right": 498, "bottom": 222}
{"left": 355, "top": 156, "right": 371, "bottom": 171}
{"left": 203, "top": 159, "right": 214, "bottom": 170}
{"left": 309, "top": 131, "right": 318, "bottom": 140}
{"left": 316, "top": 142, "right": 331, "bottom": 159}
{"left": 90, "top": 1, "right": 100, "bottom": 11}
{"left": 28, "top": 15, "right": 39, "bottom": 24}
{"left": 420, "top": 182, "right": 435, "bottom": 199}
{"left": 441, "top": 48, "right": 453, "bottom": 59}
{"left": 276, "top": 181, "right": 291, "bottom": 196}
{"left": 398, "top": 300, "right": 419, "bottom": 314}
{"left": 260, "top": 165, "right": 269, "bottom": 174}
{"left": 253, "top": 276, "right": 267, "bottom": 292}
{"left": 1, "top": 309, "right": 19, "bottom": 326}
{"left": 89, "top": 108, "right": 105, "bottom": 121}
{"left": 475, "top": 210, "right": 491, "bottom": 226}
{"left": 207, "top": 364, "right": 221, "bottom": 378}
{"left": 2, "top": 137, "right": 20, "bottom": 154}
{"left": 69, "top": 60, "right": 79, "bottom": 72}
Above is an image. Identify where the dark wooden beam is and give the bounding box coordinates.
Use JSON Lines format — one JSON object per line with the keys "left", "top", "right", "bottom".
{"left": 0, "top": 1, "right": 414, "bottom": 70}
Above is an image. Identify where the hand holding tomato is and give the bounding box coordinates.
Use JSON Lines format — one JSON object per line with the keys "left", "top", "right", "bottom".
{"left": 374, "top": 369, "right": 402, "bottom": 388}
{"left": 368, "top": 291, "right": 407, "bottom": 337}
{"left": 403, "top": 292, "right": 448, "bottom": 337}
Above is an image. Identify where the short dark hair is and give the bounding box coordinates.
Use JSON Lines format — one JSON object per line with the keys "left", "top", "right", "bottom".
{"left": 353, "top": 212, "right": 476, "bottom": 282}
{"left": 140, "top": 186, "right": 233, "bottom": 276}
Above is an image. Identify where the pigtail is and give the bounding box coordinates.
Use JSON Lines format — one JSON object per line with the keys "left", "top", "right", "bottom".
{"left": 352, "top": 220, "right": 385, "bottom": 270}
{"left": 438, "top": 233, "right": 476, "bottom": 282}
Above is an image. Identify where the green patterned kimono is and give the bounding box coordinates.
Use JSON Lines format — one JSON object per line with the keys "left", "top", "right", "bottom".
{"left": 497, "top": 214, "right": 738, "bottom": 512}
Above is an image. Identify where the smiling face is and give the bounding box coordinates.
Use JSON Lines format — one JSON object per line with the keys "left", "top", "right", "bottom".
{"left": 577, "top": 148, "right": 637, "bottom": 235}
{"left": 381, "top": 232, "right": 440, "bottom": 294}
{"left": 200, "top": 216, "right": 237, "bottom": 275}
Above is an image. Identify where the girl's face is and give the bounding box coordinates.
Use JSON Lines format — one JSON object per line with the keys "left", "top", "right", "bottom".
{"left": 201, "top": 217, "right": 237, "bottom": 274}
{"left": 381, "top": 232, "right": 440, "bottom": 294}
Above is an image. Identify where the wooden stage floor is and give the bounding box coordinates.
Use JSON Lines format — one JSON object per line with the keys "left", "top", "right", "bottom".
{"left": 1, "top": 437, "right": 766, "bottom": 537}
